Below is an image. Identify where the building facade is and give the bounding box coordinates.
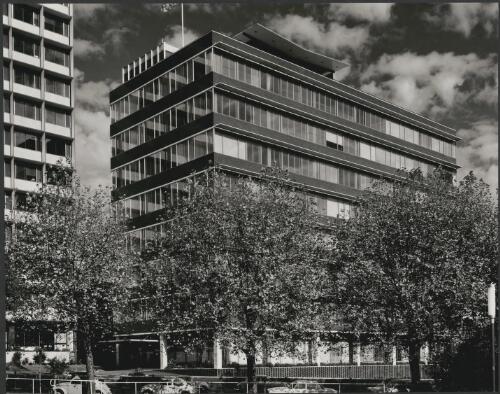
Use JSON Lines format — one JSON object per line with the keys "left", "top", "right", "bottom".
{"left": 3, "top": 2, "right": 75, "bottom": 363}
{"left": 108, "top": 24, "right": 459, "bottom": 370}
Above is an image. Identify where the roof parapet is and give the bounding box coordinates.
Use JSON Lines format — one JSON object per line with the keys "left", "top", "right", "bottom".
{"left": 233, "top": 23, "right": 349, "bottom": 77}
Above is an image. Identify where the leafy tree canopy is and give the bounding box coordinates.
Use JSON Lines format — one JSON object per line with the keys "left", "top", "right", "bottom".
{"left": 140, "top": 168, "right": 332, "bottom": 387}
{"left": 6, "top": 165, "right": 138, "bottom": 379}
{"left": 330, "top": 168, "right": 498, "bottom": 383}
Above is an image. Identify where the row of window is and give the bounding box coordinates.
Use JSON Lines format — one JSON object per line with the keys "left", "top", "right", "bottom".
{"left": 3, "top": 63, "right": 71, "bottom": 97}
{"left": 113, "top": 125, "right": 378, "bottom": 193}
{"left": 110, "top": 50, "right": 212, "bottom": 123}
{"left": 221, "top": 173, "right": 354, "bottom": 220}
{"left": 121, "top": 173, "right": 355, "bottom": 250}
{"left": 9, "top": 4, "right": 70, "bottom": 37}
{"left": 112, "top": 89, "right": 437, "bottom": 177}
{"left": 4, "top": 126, "right": 72, "bottom": 157}
{"left": 111, "top": 91, "right": 212, "bottom": 156}
{"left": 214, "top": 132, "right": 377, "bottom": 191}
{"left": 4, "top": 32, "right": 70, "bottom": 67}
{"left": 4, "top": 96, "right": 71, "bottom": 127}
{"left": 112, "top": 130, "right": 214, "bottom": 189}
{"left": 214, "top": 93, "right": 436, "bottom": 176}
{"left": 4, "top": 159, "right": 42, "bottom": 182}
{"left": 212, "top": 51, "right": 456, "bottom": 158}
{"left": 109, "top": 46, "right": 456, "bottom": 158}
{"left": 117, "top": 172, "right": 354, "bottom": 224}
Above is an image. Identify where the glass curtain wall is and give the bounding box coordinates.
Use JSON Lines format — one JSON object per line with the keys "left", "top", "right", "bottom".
{"left": 212, "top": 50, "right": 456, "bottom": 158}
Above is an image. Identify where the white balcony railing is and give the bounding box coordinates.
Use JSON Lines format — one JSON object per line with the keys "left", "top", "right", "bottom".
{"left": 42, "top": 3, "right": 71, "bottom": 15}
{"left": 12, "top": 83, "right": 42, "bottom": 100}
{"left": 44, "top": 60, "right": 70, "bottom": 77}
{"left": 12, "top": 51, "right": 41, "bottom": 68}
{"left": 11, "top": 18, "right": 41, "bottom": 36}
{"left": 45, "top": 91, "right": 71, "bottom": 107}
{"left": 13, "top": 147, "right": 42, "bottom": 162}
{"left": 43, "top": 29, "right": 70, "bottom": 46}
{"left": 13, "top": 115, "right": 42, "bottom": 131}
{"left": 45, "top": 122, "right": 71, "bottom": 138}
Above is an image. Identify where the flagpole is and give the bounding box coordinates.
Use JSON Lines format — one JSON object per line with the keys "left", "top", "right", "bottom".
{"left": 181, "top": 3, "right": 184, "bottom": 47}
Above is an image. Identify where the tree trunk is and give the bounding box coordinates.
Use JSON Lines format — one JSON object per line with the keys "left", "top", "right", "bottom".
{"left": 245, "top": 351, "right": 257, "bottom": 394}
{"left": 408, "top": 341, "right": 421, "bottom": 386}
{"left": 83, "top": 335, "right": 95, "bottom": 394}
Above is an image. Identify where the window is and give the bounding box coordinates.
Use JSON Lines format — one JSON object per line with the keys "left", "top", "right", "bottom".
{"left": 3, "top": 63, "right": 9, "bottom": 82}
{"left": 14, "top": 67, "right": 41, "bottom": 89}
{"left": 46, "top": 106, "right": 70, "bottom": 127}
{"left": 4, "top": 126, "right": 11, "bottom": 145}
{"left": 13, "top": 34, "right": 40, "bottom": 57}
{"left": 45, "top": 45, "right": 69, "bottom": 67}
{"left": 45, "top": 76, "right": 70, "bottom": 97}
{"left": 13, "top": 4, "right": 39, "bottom": 26}
{"left": 15, "top": 160, "right": 42, "bottom": 182}
{"left": 3, "top": 30, "right": 8, "bottom": 49}
{"left": 4, "top": 159, "right": 11, "bottom": 177}
{"left": 44, "top": 14, "right": 69, "bottom": 36}
{"left": 46, "top": 136, "right": 71, "bottom": 157}
{"left": 13, "top": 325, "right": 55, "bottom": 350}
{"left": 15, "top": 129, "right": 41, "bottom": 151}
{"left": 4, "top": 96, "right": 10, "bottom": 114}
{"left": 14, "top": 98, "right": 40, "bottom": 120}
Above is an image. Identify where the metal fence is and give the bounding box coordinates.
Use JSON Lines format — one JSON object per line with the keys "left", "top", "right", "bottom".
{"left": 167, "top": 365, "right": 433, "bottom": 380}
{"left": 5, "top": 376, "right": 430, "bottom": 394}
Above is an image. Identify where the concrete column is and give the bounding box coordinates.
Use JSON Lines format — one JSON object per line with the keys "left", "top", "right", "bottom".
{"left": 213, "top": 338, "right": 223, "bottom": 369}
{"left": 159, "top": 334, "right": 168, "bottom": 369}
{"left": 115, "top": 343, "right": 120, "bottom": 368}
{"left": 315, "top": 337, "right": 321, "bottom": 366}
{"left": 392, "top": 346, "right": 397, "bottom": 366}
{"left": 421, "top": 343, "right": 429, "bottom": 365}
{"left": 356, "top": 343, "right": 361, "bottom": 366}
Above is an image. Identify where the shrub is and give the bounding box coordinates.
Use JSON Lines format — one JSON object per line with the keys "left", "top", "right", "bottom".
{"left": 11, "top": 351, "right": 22, "bottom": 367}
{"left": 48, "top": 358, "right": 69, "bottom": 376}
{"left": 33, "top": 347, "right": 46, "bottom": 364}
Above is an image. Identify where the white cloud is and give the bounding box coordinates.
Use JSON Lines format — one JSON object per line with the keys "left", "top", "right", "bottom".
{"left": 457, "top": 120, "right": 498, "bottom": 190}
{"left": 160, "top": 25, "right": 199, "bottom": 48}
{"left": 73, "top": 69, "right": 119, "bottom": 188}
{"left": 424, "top": 3, "right": 499, "bottom": 37}
{"left": 328, "top": 3, "right": 395, "bottom": 23}
{"left": 73, "top": 38, "right": 105, "bottom": 59}
{"left": 74, "top": 109, "right": 111, "bottom": 189}
{"left": 103, "top": 27, "right": 133, "bottom": 52}
{"left": 360, "top": 51, "right": 497, "bottom": 115}
{"left": 266, "top": 14, "right": 370, "bottom": 57}
{"left": 73, "top": 3, "right": 108, "bottom": 20}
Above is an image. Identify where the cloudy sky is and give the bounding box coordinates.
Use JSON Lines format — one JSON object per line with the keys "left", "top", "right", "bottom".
{"left": 73, "top": 2, "right": 498, "bottom": 190}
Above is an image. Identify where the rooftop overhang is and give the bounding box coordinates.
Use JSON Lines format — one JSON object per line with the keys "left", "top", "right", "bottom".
{"left": 233, "top": 23, "right": 349, "bottom": 76}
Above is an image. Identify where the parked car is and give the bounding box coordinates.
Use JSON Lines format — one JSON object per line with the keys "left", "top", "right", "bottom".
{"left": 140, "top": 377, "right": 197, "bottom": 394}
{"left": 50, "top": 376, "right": 112, "bottom": 394}
{"left": 267, "top": 380, "right": 337, "bottom": 394}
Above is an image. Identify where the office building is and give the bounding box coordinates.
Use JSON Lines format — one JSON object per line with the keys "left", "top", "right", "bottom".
{"left": 108, "top": 24, "right": 458, "bottom": 370}
{"left": 3, "top": 2, "right": 75, "bottom": 364}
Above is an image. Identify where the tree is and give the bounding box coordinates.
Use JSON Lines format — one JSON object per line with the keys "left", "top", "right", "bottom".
{"left": 331, "top": 168, "right": 498, "bottom": 386}
{"left": 141, "top": 168, "right": 331, "bottom": 392}
{"left": 6, "top": 165, "right": 137, "bottom": 383}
